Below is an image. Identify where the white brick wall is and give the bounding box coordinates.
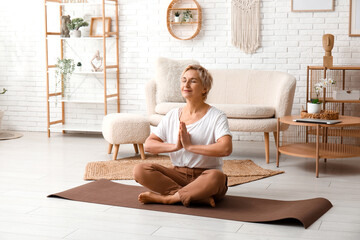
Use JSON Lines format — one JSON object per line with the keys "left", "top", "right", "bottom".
{"left": 0, "top": 0, "right": 359, "bottom": 141}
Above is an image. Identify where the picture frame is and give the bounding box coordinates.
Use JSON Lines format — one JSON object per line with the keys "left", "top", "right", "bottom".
{"left": 90, "top": 17, "right": 111, "bottom": 37}
{"left": 350, "top": 0, "right": 360, "bottom": 37}
{"left": 291, "top": 0, "right": 334, "bottom": 12}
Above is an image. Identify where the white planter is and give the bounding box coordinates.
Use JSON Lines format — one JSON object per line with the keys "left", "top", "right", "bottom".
{"left": 307, "top": 102, "right": 322, "bottom": 114}
{"left": 174, "top": 16, "right": 180, "bottom": 22}
{"left": 0, "top": 110, "right": 4, "bottom": 130}
{"left": 80, "top": 26, "right": 90, "bottom": 37}
{"left": 70, "top": 30, "right": 81, "bottom": 38}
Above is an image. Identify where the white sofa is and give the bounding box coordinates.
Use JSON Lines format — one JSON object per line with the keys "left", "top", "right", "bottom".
{"left": 145, "top": 60, "right": 296, "bottom": 164}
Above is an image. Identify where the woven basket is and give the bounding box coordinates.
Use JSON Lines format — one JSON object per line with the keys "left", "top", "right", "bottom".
{"left": 300, "top": 110, "right": 339, "bottom": 120}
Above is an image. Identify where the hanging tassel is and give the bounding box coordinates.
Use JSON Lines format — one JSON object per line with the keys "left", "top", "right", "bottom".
{"left": 232, "top": 0, "right": 260, "bottom": 54}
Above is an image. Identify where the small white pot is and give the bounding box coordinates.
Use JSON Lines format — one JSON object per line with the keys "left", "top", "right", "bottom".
{"left": 80, "top": 26, "right": 90, "bottom": 37}
{"left": 307, "top": 102, "right": 322, "bottom": 114}
{"left": 174, "top": 16, "right": 180, "bottom": 22}
{"left": 70, "top": 30, "right": 81, "bottom": 38}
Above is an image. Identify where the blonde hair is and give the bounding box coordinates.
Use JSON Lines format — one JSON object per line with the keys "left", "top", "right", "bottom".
{"left": 181, "top": 65, "right": 213, "bottom": 100}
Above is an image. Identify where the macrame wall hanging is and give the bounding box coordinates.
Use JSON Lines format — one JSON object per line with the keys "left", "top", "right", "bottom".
{"left": 231, "top": 0, "right": 260, "bottom": 54}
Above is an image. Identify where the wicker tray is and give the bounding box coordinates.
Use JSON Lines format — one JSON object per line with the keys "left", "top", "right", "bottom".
{"left": 300, "top": 110, "right": 339, "bottom": 120}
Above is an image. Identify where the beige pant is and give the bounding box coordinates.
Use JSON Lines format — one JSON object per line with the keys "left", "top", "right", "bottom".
{"left": 133, "top": 163, "right": 228, "bottom": 207}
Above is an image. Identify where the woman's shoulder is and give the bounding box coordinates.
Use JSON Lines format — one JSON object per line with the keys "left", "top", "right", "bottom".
{"left": 164, "top": 107, "right": 181, "bottom": 119}
{"left": 208, "top": 105, "right": 226, "bottom": 117}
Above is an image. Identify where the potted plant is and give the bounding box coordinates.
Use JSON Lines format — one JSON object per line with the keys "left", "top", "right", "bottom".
{"left": 308, "top": 77, "right": 336, "bottom": 114}
{"left": 174, "top": 11, "right": 180, "bottom": 23}
{"left": 67, "top": 18, "right": 89, "bottom": 38}
{"left": 55, "top": 58, "right": 75, "bottom": 98}
{"left": 182, "top": 10, "right": 193, "bottom": 22}
{"left": 0, "top": 88, "right": 7, "bottom": 130}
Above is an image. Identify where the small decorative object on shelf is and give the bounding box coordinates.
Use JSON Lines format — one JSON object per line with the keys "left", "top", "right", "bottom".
{"left": 182, "top": 10, "right": 192, "bottom": 22}
{"left": 90, "top": 50, "right": 103, "bottom": 72}
{"left": 76, "top": 62, "right": 82, "bottom": 72}
{"left": 90, "top": 17, "right": 111, "bottom": 37}
{"left": 61, "top": 15, "right": 71, "bottom": 38}
{"left": 322, "top": 34, "right": 334, "bottom": 68}
{"left": 174, "top": 11, "right": 180, "bottom": 22}
{"left": 67, "top": 18, "right": 89, "bottom": 38}
{"left": 55, "top": 58, "right": 75, "bottom": 94}
{"left": 301, "top": 107, "right": 339, "bottom": 120}
{"left": 0, "top": 88, "right": 7, "bottom": 95}
{"left": 308, "top": 77, "right": 336, "bottom": 113}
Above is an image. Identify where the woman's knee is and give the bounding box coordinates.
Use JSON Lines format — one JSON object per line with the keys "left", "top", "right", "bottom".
{"left": 204, "top": 169, "right": 226, "bottom": 184}
{"left": 133, "top": 163, "right": 152, "bottom": 182}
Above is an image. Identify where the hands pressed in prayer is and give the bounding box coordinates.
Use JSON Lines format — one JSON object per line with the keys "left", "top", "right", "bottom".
{"left": 179, "top": 121, "right": 192, "bottom": 150}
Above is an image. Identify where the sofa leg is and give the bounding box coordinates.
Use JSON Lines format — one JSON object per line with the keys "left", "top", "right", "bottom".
{"left": 108, "top": 143, "right": 113, "bottom": 154}
{"left": 113, "top": 144, "right": 120, "bottom": 160}
{"left": 264, "top": 132, "right": 270, "bottom": 164}
{"left": 139, "top": 144, "right": 146, "bottom": 160}
{"left": 133, "top": 144, "right": 139, "bottom": 154}
{"left": 273, "top": 132, "right": 277, "bottom": 148}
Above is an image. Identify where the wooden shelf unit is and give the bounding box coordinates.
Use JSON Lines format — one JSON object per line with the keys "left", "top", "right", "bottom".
{"left": 44, "top": 0, "right": 120, "bottom": 137}
{"left": 166, "top": 0, "right": 202, "bottom": 40}
{"left": 306, "top": 65, "right": 360, "bottom": 114}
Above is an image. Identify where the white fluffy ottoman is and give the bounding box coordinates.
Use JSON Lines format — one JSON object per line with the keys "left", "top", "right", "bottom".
{"left": 102, "top": 113, "right": 150, "bottom": 160}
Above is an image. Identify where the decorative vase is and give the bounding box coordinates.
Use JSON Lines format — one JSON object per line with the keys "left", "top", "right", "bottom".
{"left": 70, "top": 30, "right": 81, "bottom": 38}
{"left": 174, "top": 16, "right": 180, "bottom": 22}
{"left": 307, "top": 102, "right": 322, "bottom": 114}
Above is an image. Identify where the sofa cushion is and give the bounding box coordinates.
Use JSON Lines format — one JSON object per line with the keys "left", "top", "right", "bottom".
{"left": 155, "top": 102, "right": 275, "bottom": 119}
{"left": 155, "top": 102, "right": 186, "bottom": 115}
{"left": 213, "top": 104, "right": 275, "bottom": 119}
{"left": 155, "top": 57, "right": 199, "bottom": 103}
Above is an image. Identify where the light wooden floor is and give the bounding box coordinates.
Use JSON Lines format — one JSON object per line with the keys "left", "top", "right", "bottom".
{"left": 0, "top": 131, "right": 360, "bottom": 239}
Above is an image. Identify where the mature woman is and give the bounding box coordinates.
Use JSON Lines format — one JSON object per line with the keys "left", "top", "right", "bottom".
{"left": 133, "top": 65, "right": 232, "bottom": 207}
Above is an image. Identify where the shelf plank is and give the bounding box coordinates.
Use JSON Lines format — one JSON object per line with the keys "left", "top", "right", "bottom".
{"left": 308, "top": 65, "right": 360, "bottom": 70}
{"left": 48, "top": 98, "right": 117, "bottom": 103}
{"left": 58, "top": 36, "right": 116, "bottom": 40}
{"left": 279, "top": 143, "right": 360, "bottom": 159}
{"left": 319, "top": 98, "right": 360, "bottom": 103}
{"left": 170, "top": 22, "right": 199, "bottom": 25}
{"left": 73, "top": 70, "right": 117, "bottom": 74}
{"left": 169, "top": 8, "right": 198, "bottom": 10}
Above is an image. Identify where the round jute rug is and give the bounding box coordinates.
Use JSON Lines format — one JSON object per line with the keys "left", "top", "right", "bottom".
{"left": 0, "top": 131, "right": 23, "bottom": 140}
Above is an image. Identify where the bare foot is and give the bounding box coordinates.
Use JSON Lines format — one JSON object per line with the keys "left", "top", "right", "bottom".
{"left": 193, "top": 197, "right": 216, "bottom": 207}
{"left": 138, "top": 192, "right": 179, "bottom": 205}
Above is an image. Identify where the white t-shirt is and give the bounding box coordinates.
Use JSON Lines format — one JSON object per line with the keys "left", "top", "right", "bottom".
{"left": 152, "top": 106, "right": 232, "bottom": 170}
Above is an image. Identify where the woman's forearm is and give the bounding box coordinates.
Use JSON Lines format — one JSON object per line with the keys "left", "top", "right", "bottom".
{"left": 186, "top": 142, "right": 232, "bottom": 157}
{"left": 144, "top": 139, "right": 178, "bottom": 154}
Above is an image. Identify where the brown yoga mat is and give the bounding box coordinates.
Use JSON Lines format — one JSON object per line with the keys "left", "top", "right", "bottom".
{"left": 48, "top": 179, "right": 332, "bottom": 229}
